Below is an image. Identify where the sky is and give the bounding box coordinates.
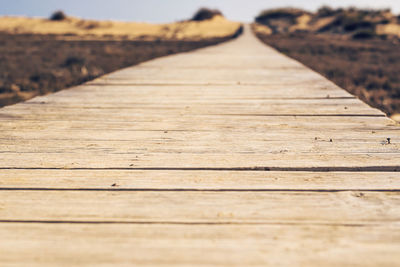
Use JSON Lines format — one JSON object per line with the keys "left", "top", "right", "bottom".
{"left": 1, "top": 0, "right": 399, "bottom": 23}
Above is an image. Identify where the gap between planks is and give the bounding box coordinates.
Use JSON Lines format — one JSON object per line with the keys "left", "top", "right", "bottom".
{"left": 0, "top": 220, "right": 387, "bottom": 226}
{"left": 1, "top": 166, "right": 400, "bottom": 171}
{"left": 0, "top": 188, "right": 399, "bottom": 192}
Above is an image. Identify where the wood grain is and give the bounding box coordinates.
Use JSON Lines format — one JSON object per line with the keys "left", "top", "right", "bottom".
{"left": 1, "top": 190, "right": 400, "bottom": 224}
{"left": 1, "top": 170, "right": 400, "bottom": 190}
{"left": 1, "top": 224, "right": 400, "bottom": 266}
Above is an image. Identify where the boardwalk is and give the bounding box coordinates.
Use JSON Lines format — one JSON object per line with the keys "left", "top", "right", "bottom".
{"left": 1, "top": 26, "right": 400, "bottom": 266}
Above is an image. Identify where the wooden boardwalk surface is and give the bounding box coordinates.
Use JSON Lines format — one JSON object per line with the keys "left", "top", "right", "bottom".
{"left": 1, "top": 25, "right": 400, "bottom": 266}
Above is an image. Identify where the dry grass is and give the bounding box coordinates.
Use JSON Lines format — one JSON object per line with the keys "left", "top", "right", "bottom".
{"left": 0, "top": 15, "right": 241, "bottom": 40}
{"left": 0, "top": 33, "right": 241, "bottom": 107}
{"left": 0, "top": 14, "right": 242, "bottom": 107}
{"left": 255, "top": 6, "right": 400, "bottom": 38}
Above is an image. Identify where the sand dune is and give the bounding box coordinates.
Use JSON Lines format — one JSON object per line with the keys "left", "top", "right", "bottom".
{"left": 0, "top": 15, "right": 241, "bottom": 40}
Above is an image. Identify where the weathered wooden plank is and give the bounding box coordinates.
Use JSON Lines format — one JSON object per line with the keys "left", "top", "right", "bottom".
{"left": 1, "top": 191, "right": 400, "bottom": 223}
{"left": 0, "top": 125, "right": 397, "bottom": 137}
{"left": 1, "top": 223, "right": 400, "bottom": 266}
{"left": 1, "top": 170, "right": 399, "bottom": 190}
{"left": 17, "top": 98, "right": 369, "bottom": 109}
{"left": 1, "top": 114, "right": 394, "bottom": 129}
{"left": 33, "top": 83, "right": 354, "bottom": 98}
{"left": 1, "top": 141, "right": 399, "bottom": 159}
{"left": 0, "top": 130, "right": 398, "bottom": 144}
{"left": 89, "top": 73, "right": 340, "bottom": 86}
{"left": 0, "top": 115, "right": 393, "bottom": 135}
{"left": 1, "top": 100, "right": 382, "bottom": 116}
{"left": 0, "top": 152, "right": 399, "bottom": 169}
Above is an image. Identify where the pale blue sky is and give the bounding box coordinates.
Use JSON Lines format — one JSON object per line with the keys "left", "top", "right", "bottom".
{"left": 1, "top": 0, "right": 399, "bottom": 23}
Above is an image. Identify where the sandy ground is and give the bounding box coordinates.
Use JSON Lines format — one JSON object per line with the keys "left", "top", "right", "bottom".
{"left": 0, "top": 15, "right": 241, "bottom": 40}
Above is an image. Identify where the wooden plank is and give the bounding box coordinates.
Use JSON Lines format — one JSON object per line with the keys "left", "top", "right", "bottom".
{"left": 1, "top": 191, "right": 400, "bottom": 223}
{"left": 1, "top": 141, "right": 399, "bottom": 160}
{"left": 1, "top": 107, "right": 381, "bottom": 116}
{"left": 90, "top": 72, "right": 341, "bottom": 85}
{"left": 0, "top": 152, "right": 399, "bottom": 168}
{"left": 1, "top": 114, "right": 394, "bottom": 129}
{"left": 1, "top": 223, "right": 400, "bottom": 266}
{"left": 17, "top": 98, "right": 368, "bottom": 108}
{"left": 1, "top": 170, "right": 400, "bottom": 190}
{"left": 0, "top": 127, "right": 398, "bottom": 151}
{"left": 34, "top": 83, "right": 355, "bottom": 98}
{"left": 1, "top": 97, "right": 383, "bottom": 115}
{"left": 1, "top": 125, "right": 397, "bottom": 138}
{"left": 1, "top": 117, "right": 396, "bottom": 139}
{"left": 1, "top": 130, "right": 398, "bottom": 143}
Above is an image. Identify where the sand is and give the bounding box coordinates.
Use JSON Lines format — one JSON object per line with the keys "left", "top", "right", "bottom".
{"left": 0, "top": 15, "right": 241, "bottom": 40}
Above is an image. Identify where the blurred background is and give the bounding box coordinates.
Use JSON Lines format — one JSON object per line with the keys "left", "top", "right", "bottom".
{"left": 2, "top": 0, "right": 400, "bottom": 22}
{"left": 1, "top": 0, "right": 399, "bottom": 118}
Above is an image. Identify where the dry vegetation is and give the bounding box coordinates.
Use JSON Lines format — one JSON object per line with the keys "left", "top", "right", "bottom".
{"left": 0, "top": 10, "right": 240, "bottom": 41}
{"left": 0, "top": 34, "right": 237, "bottom": 107}
{"left": 49, "top": 10, "right": 67, "bottom": 21}
{"left": 253, "top": 7, "right": 400, "bottom": 118}
{"left": 0, "top": 9, "right": 242, "bottom": 107}
{"left": 254, "top": 6, "right": 400, "bottom": 38}
{"left": 191, "top": 8, "right": 223, "bottom": 21}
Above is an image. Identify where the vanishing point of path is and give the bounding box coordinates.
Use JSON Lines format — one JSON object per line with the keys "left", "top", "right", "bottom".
{"left": 1, "top": 26, "right": 400, "bottom": 266}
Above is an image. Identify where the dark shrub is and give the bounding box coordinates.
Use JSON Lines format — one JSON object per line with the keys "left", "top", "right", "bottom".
{"left": 379, "top": 19, "right": 390, "bottom": 24}
{"left": 255, "top": 8, "right": 305, "bottom": 23}
{"left": 232, "top": 25, "right": 244, "bottom": 38}
{"left": 255, "top": 8, "right": 307, "bottom": 33}
{"left": 344, "top": 21, "right": 374, "bottom": 32}
{"left": 352, "top": 29, "right": 376, "bottom": 39}
{"left": 191, "top": 8, "right": 223, "bottom": 21}
{"left": 317, "top": 6, "right": 338, "bottom": 17}
{"left": 50, "top": 10, "right": 67, "bottom": 21}
{"left": 62, "top": 56, "right": 86, "bottom": 67}
{"left": 318, "top": 9, "right": 377, "bottom": 34}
